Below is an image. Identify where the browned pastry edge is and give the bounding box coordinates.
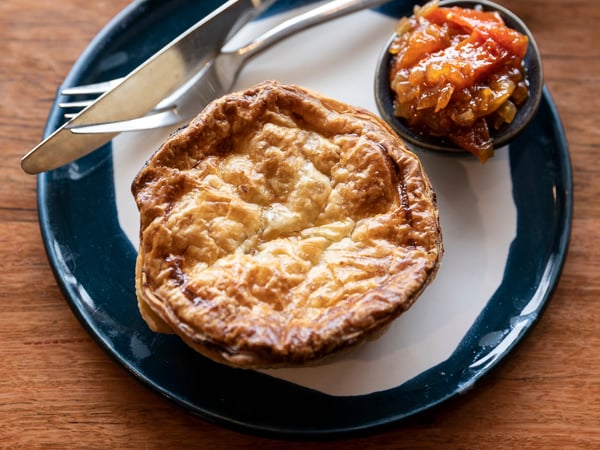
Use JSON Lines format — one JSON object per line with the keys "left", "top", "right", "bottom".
{"left": 132, "top": 80, "right": 443, "bottom": 369}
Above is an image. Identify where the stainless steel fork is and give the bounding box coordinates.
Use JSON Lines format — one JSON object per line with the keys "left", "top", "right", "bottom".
{"left": 65, "top": 0, "right": 395, "bottom": 135}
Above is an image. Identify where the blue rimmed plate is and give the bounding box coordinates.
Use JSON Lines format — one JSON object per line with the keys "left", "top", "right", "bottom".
{"left": 38, "top": 0, "right": 572, "bottom": 438}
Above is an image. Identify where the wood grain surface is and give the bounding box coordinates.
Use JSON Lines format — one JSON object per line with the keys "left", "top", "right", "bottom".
{"left": 1, "top": 0, "right": 599, "bottom": 448}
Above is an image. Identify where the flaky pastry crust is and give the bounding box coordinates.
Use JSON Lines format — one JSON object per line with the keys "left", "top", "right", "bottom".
{"left": 132, "top": 81, "right": 443, "bottom": 368}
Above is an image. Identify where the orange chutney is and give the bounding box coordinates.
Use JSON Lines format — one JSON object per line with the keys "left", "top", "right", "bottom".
{"left": 388, "top": 1, "right": 529, "bottom": 162}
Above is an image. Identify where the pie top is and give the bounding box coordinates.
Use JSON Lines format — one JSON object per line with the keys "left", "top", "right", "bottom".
{"left": 132, "top": 81, "right": 443, "bottom": 368}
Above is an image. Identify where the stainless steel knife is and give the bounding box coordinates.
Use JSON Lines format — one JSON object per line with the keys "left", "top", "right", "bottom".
{"left": 21, "top": 0, "right": 277, "bottom": 174}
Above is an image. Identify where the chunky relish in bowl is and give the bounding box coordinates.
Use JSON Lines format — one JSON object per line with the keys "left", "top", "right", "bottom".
{"left": 387, "top": 0, "right": 531, "bottom": 162}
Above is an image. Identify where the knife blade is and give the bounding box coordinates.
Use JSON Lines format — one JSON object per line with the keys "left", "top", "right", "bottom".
{"left": 21, "top": 0, "right": 277, "bottom": 174}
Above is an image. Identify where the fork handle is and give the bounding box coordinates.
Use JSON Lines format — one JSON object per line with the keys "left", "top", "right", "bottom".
{"left": 236, "top": 0, "right": 394, "bottom": 59}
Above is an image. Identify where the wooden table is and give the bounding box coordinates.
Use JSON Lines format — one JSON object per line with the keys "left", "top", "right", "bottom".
{"left": 2, "top": 0, "right": 598, "bottom": 448}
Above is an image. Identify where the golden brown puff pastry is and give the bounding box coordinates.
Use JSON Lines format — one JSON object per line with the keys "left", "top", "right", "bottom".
{"left": 132, "top": 80, "right": 443, "bottom": 368}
